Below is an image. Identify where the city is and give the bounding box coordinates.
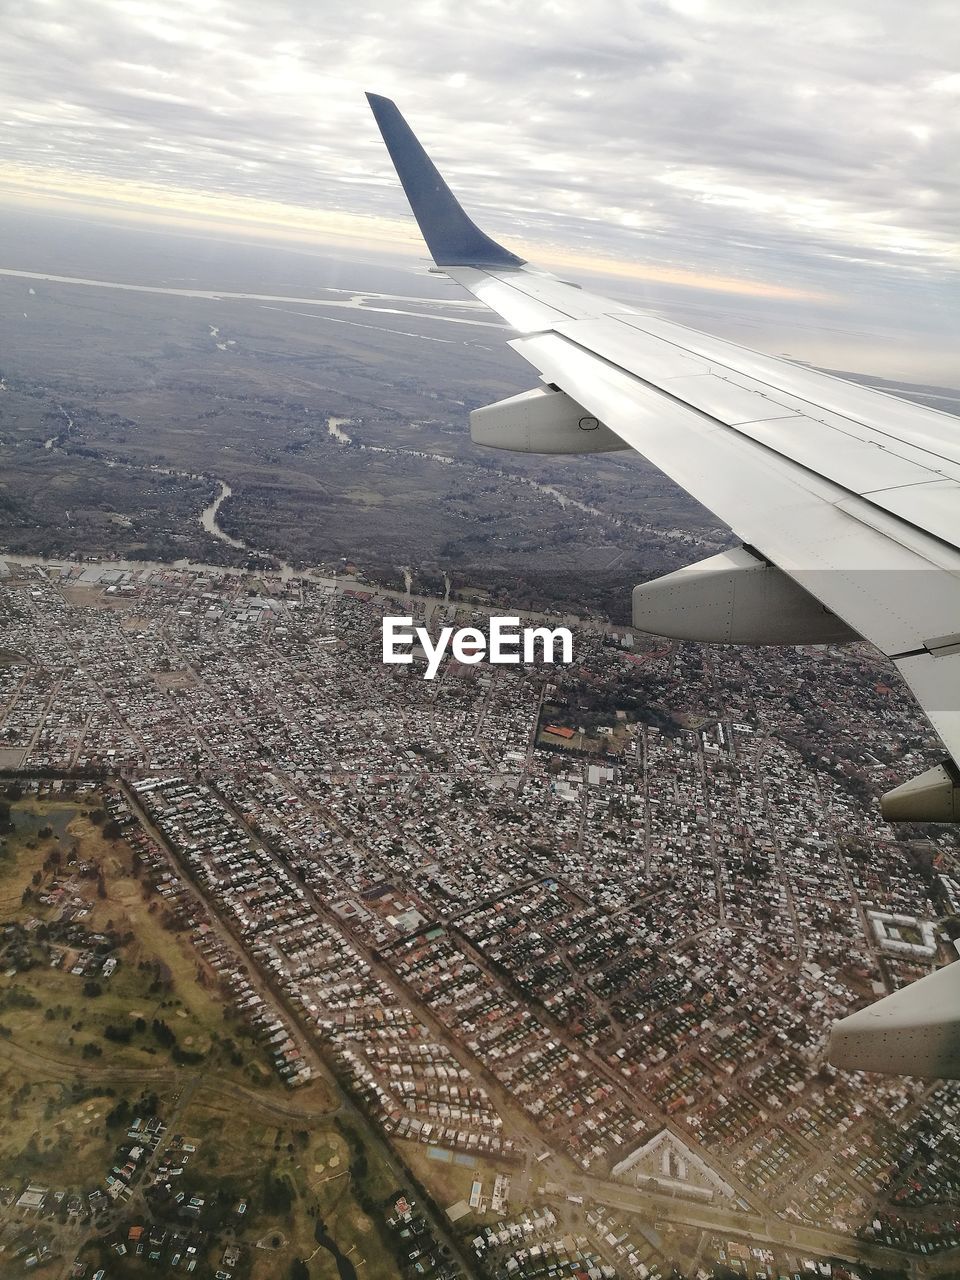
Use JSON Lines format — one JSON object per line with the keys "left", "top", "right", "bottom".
{"left": 2, "top": 0, "right": 959, "bottom": 1275}
{"left": 1, "top": 551, "right": 958, "bottom": 1278}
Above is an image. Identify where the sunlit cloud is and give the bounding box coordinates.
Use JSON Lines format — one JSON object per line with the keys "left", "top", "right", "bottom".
{"left": 0, "top": 163, "right": 427, "bottom": 256}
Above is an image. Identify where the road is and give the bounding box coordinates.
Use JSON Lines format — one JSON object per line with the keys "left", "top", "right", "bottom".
{"left": 120, "top": 781, "right": 482, "bottom": 1280}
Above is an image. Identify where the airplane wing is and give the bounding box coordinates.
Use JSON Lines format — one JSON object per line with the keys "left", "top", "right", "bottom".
{"left": 367, "top": 93, "right": 960, "bottom": 1077}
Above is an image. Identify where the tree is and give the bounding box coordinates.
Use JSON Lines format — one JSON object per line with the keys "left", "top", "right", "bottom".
{"left": 262, "top": 1171, "right": 293, "bottom": 1216}
{"left": 152, "top": 1018, "right": 176, "bottom": 1049}
{"left": 105, "top": 1098, "right": 130, "bottom": 1127}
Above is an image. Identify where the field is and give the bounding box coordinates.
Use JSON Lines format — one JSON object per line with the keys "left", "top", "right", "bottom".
{"left": 73, "top": 1103, "right": 401, "bottom": 1280}
{"left": 0, "top": 796, "right": 283, "bottom": 1092}
{"left": 0, "top": 220, "right": 724, "bottom": 619}
{"left": 0, "top": 790, "right": 400, "bottom": 1279}
{"left": 398, "top": 1139, "right": 521, "bottom": 1225}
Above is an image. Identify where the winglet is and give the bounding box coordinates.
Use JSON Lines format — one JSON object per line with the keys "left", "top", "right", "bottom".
{"left": 366, "top": 93, "right": 525, "bottom": 269}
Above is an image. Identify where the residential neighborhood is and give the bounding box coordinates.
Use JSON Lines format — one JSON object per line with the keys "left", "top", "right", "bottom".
{"left": 1, "top": 553, "right": 959, "bottom": 1278}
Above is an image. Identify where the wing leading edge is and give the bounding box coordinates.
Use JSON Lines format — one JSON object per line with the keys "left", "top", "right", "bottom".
{"left": 367, "top": 94, "right": 960, "bottom": 1078}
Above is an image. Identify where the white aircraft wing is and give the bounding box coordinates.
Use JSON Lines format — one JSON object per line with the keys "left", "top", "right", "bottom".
{"left": 367, "top": 93, "right": 960, "bottom": 1077}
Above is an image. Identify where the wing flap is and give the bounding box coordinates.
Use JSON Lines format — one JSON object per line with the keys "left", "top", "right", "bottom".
{"left": 868, "top": 479, "right": 960, "bottom": 547}
{"left": 614, "top": 312, "right": 960, "bottom": 470}
{"left": 547, "top": 314, "right": 959, "bottom": 492}
{"left": 894, "top": 652, "right": 960, "bottom": 770}
{"left": 647, "top": 374, "right": 801, "bottom": 426}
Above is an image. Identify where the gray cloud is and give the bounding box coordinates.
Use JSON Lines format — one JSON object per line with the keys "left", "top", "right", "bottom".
{"left": 0, "top": 0, "right": 958, "bottom": 377}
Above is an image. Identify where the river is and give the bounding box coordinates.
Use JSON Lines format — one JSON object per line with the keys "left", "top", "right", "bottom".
{"left": 26, "top": 399, "right": 712, "bottom": 600}
{"left": 199, "top": 480, "right": 246, "bottom": 550}
{"left": 0, "top": 267, "right": 498, "bottom": 328}
{"left": 44, "top": 403, "right": 74, "bottom": 451}
{"left": 313, "top": 1219, "right": 358, "bottom": 1280}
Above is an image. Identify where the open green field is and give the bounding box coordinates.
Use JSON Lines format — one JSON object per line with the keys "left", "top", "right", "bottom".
{"left": 0, "top": 794, "right": 281, "bottom": 1191}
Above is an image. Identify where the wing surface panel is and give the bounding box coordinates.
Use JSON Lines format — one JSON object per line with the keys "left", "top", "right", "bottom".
{"left": 511, "top": 331, "right": 960, "bottom": 680}
{"left": 453, "top": 266, "right": 960, "bottom": 475}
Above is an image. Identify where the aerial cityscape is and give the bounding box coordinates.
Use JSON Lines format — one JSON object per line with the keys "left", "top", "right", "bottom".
{"left": 3, "top": 0, "right": 960, "bottom": 1276}
{"left": 0, "top": 227, "right": 957, "bottom": 1269}
{"left": 1, "top": 412, "right": 959, "bottom": 1276}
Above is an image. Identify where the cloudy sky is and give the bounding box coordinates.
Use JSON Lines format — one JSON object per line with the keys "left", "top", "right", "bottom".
{"left": 1, "top": 0, "right": 958, "bottom": 378}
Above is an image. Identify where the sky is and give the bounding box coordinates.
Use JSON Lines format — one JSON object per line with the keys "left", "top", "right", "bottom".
{"left": 1, "top": 0, "right": 958, "bottom": 380}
